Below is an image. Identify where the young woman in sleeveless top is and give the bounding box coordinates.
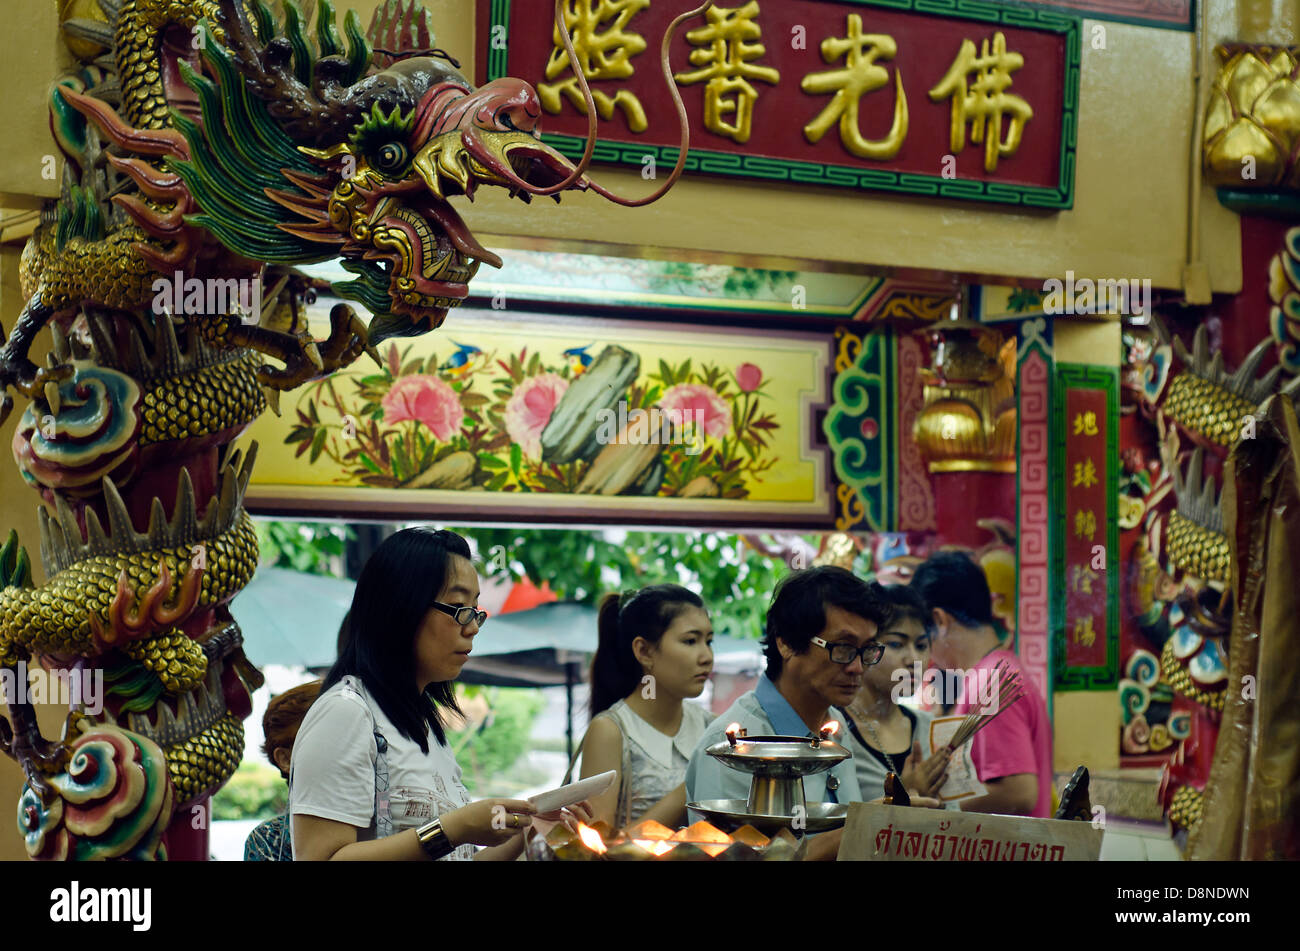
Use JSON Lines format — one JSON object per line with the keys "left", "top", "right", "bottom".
{"left": 575, "top": 585, "right": 714, "bottom": 830}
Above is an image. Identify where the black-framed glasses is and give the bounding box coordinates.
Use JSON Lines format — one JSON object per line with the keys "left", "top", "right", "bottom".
{"left": 810, "top": 636, "right": 885, "bottom": 666}
{"left": 431, "top": 601, "right": 488, "bottom": 627}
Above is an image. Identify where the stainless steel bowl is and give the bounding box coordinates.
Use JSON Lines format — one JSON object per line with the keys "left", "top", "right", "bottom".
{"left": 704, "top": 735, "right": 850, "bottom": 778}
{"left": 689, "top": 799, "right": 849, "bottom": 835}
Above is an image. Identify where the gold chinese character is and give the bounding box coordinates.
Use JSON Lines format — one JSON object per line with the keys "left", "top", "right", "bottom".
{"left": 927, "top": 31, "right": 1033, "bottom": 172}
{"left": 801, "top": 14, "right": 908, "bottom": 160}
{"left": 538, "top": 0, "right": 650, "bottom": 132}
{"left": 1072, "top": 458, "right": 1098, "bottom": 488}
{"left": 1070, "top": 565, "right": 1098, "bottom": 595}
{"left": 674, "top": 2, "right": 780, "bottom": 144}
{"left": 1074, "top": 509, "right": 1096, "bottom": 541}
{"left": 1072, "top": 411, "right": 1098, "bottom": 437}
{"left": 1072, "top": 615, "right": 1097, "bottom": 648}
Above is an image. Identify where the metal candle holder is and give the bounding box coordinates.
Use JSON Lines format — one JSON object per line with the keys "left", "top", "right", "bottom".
{"left": 688, "top": 726, "right": 851, "bottom": 834}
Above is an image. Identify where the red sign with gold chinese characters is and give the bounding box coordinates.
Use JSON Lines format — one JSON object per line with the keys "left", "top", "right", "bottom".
{"left": 1063, "top": 388, "right": 1108, "bottom": 668}
{"left": 479, "top": 0, "right": 1079, "bottom": 207}
{"left": 1053, "top": 364, "right": 1119, "bottom": 690}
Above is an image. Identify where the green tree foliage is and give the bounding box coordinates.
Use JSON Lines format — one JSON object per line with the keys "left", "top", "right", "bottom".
{"left": 466, "top": 528, "right": 813, "bottom": 640}
{"left": 254, "top": 520, "right": 354, "bottom": 575}
{"left": 448, "top": 687, "right": 545, "bottom": 795}
{"left": 212, "top": 761, "right": 286, "bottom": 821}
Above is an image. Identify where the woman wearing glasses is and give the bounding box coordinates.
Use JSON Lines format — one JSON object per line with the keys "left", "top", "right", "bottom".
{"left": 289, "top": 527, "right": 578, "bottom": 860}
{"left": 839, "top": 583, "right": 952, "bottom": 806}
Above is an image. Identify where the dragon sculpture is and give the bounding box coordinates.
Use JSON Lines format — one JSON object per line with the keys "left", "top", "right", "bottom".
{"left": 1123, "top": 313, "right": 1298, "bottom": 850}
{"left": 0, "top": 0, "right": 702, "bottom": 859}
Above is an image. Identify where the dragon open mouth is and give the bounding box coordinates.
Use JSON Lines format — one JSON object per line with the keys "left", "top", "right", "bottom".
{"left": 370, "top": 197, "right": 499, "bottom": 321}
{"left": 370, "top": 132, "right": 584, "bottom": 325}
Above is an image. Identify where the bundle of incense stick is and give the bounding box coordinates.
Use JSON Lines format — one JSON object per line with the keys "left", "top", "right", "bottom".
{"left": 945, "top": 661, "right": 1025, "bottom": 752}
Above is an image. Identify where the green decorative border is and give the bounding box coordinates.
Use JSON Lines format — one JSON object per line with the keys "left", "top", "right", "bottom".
{"left": 824, "top": 328, "right": 897, "bottom": 531}
{"left": 1214, "top": 187, "right": 1300, "bottom": 220}
{"left": 997, "top": 0, "right": 1193, "bottom": 32}
{"left": 1051, "top": 362, "right": 1120, "bottom": 690}
{"left": 486, "top": 0, "right": 1080, "bottom": 209}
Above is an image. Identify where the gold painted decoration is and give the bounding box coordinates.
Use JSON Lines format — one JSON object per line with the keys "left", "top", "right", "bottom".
{"left": 928, "top": 31, "right": 1033, "bottom": 173}
{"left": 1203, "top": 44, "right": 1300, "bottom": 189}
{"left": 801, "top": 15, "right": 908, "bottom": 160}
{"left": 912, "top": 321, "right": 1017, "bottom": 473}
{"left": 675, "top": 2, "right": 780, "bottom": 145}
{"left": 873, "top": 292, "right": 955, "bottom": 323}
{"left": 539, "top": 0, "right": 652, "bottom": 131}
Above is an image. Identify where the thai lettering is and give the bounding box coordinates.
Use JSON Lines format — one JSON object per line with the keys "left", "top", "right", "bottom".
{"left": 874, "top": 823, "right": 893, "bottom": 854}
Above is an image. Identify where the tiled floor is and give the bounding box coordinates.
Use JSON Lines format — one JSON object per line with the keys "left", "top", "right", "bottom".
{"left": 1100, "top": 817, "right": 1183, "bottom": 860}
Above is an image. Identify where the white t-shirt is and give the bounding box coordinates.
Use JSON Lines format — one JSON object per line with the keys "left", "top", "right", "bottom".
{"left": 289, "top": 676, "right": 475, "bottom": 860}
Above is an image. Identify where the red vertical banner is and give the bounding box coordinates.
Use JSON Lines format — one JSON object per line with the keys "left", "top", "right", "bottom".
{"left": 1062, "top": 387, "right": 1108, "bottom": 669}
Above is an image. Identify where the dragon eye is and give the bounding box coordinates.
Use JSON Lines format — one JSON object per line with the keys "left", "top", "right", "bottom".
{"left": 374, "top": 142, "right": 409, "bottom": 174}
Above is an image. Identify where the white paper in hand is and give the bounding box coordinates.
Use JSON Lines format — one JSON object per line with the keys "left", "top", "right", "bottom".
{"left": 529, "top": 770, "right": 617, "bottom": 814}
{"left": 928, "top": 716, "right": 987, "bottom": 803}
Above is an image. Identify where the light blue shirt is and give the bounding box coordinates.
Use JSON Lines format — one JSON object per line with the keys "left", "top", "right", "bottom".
{"left": 685, "top": 676, "right": 861, "bottom": 816}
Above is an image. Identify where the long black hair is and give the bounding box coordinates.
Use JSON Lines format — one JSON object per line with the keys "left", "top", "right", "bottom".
{"left": 321, "top": 527, "right": 469, "bottom": 752}
{"left": 589, "top": 584, "right": 705, "bottom": 718}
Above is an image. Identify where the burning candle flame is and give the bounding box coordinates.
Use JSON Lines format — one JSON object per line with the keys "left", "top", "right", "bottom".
{"left": 726, "top": 722, "right": 741, "bottom": 735}
{"left": 576, "top": 822, "right": 608, "bottom": 854}
{"left": 820, "top": 721, "right": 839, "bottom": 737}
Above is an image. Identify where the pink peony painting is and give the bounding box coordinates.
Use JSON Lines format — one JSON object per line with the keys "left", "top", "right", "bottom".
{"left": 659, "top": 383, "right": 731, "bottom": 439}
{"left": 381, "top": 374, "right": 464, "bottom": 441}
{"left": 505, "top": 372, "right": 569, "bottom": 458}
{"left": 288, "top": 342, "right": 778, "bottom": 499}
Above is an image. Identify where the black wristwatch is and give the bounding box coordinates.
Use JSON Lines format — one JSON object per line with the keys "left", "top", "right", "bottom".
{"left": 416, "top": 818, "right": 454, "bottom": 860}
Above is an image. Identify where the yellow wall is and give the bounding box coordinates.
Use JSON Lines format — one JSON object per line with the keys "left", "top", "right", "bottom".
{"left": 1054, "top": 691, "right": 1122, "bottom": 773}
{"left": 1050, "top": 319, "right": 1123, "bottom": 773}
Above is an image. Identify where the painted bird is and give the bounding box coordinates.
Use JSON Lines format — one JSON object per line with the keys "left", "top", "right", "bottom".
{"left": 563, "top": 344, "right": 594, "bottom": 377}
{"left": 438, "top": 342, "right": 484, "bottom": 380}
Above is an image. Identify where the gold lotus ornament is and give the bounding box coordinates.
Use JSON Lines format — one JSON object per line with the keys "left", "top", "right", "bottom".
{"left": 1203, "top": 44, "right": 1300, "bottom": 189}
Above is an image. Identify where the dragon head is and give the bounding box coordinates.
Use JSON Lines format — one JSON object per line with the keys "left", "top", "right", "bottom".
{"left": 47, "top": 0, "right": 700, "bottom": 390}
{"left": 152, "top": 0, "right": 696, "bottom": 346}
{"left": 290, "top": 63, "right": 583, "bottom": 338}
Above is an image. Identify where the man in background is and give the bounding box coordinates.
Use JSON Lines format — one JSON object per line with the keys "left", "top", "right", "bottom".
{"left": 911, "top": 552, "right": 1053, "bottom": 817}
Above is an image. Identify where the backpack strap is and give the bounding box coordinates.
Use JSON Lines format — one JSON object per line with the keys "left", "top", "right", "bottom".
{"left": 373, "top": 727, "right": 392, "bottom": 839}
{"left": 341, "top": 677, "right": 394, "bottom": 839}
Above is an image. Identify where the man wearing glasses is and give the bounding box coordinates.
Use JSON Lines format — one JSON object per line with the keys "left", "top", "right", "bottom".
{"left": 685, "top": 566, "right": 889, "bottom": 856}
